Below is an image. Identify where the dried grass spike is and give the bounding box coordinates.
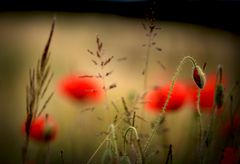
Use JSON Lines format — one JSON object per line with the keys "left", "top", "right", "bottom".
{"left": 79, "top": 75, "right": 94, "bottom": 78}
{"left": 105, "top": 71, "right": 113, "bottom": 77}
{"left": 91, "top": 59, "right": 98, "bottom": 65}
{"left": 104, "top": 56, "right": 114, "bottom": 66}
{"left": 117, "top": 57, "right": 127, "bottom": 62}
{"left": 41, "top": 17, "right": 55, "bottom": 70}
{"left": 155, "top": 47, "right": 162, "bottom": 51}
{"left": 87, "top": 49, "right": 94, "bottom": 56}
{"left": 109, "top": 83, "right": 117, "bottom": 90}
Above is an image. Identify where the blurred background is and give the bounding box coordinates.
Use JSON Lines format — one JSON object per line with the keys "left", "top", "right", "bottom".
{"left": 0, "top": 0, "right": 240, "bottom": 163}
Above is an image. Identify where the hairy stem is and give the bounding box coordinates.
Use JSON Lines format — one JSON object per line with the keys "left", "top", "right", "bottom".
{"left": 196, "top": 89, "right": 203, "bottom": 142}
{"left": 196, "top": 89, "right": 204, "bottom": 164}
{"left": 143, "top": 56, "right": 197, "bottom": 155}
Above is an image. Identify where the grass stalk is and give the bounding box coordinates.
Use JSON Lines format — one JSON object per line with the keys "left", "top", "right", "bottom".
{"left": 143, "top": 56, "right": 197, "bottom": 155}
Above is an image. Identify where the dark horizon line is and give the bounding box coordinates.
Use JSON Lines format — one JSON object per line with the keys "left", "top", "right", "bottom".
{"left": 1, "top": 1, "right": 240, "bottom": 35}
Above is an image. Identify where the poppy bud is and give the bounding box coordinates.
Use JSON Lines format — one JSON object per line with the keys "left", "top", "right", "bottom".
{"left": 215, "top": 83, "right": 224, "bottom": 109}
{"left": 193, "top": 65, "right": 206, "bottom": 89}
{"left": 189, "top": 73, "right": 227, "bottom": 113}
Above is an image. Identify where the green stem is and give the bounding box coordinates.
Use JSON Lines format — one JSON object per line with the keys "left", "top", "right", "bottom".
{"left": 124, "top": 126, "right": 144, "bottom": 164}
{"left": 86, "top": 115, "right": 125, "bottom": 164}
{"left": 196, "top": 89, "right": 204, "bottom": 164}
{"left": 130, "top": 112, "right": 136, "bottom": 142}
{"left": 86, "top": 123, "right": 119, "bottom": 164}
{"left": 124, "top": 127, "right": 139, "bottom": 154}
{"left": 196, "top": 89, "right": 203, "bottom": 141}
{"left": 109, "top": 124, "right": 119, "bottom": 160}
{"left": 86, "top": 137, "right": 108, "bottom": 164}
{"left": 143, "top": 56, "right": 197, "bottom": 155}
{"left": 162, "top": 56, "right": 196, "bottom": 113}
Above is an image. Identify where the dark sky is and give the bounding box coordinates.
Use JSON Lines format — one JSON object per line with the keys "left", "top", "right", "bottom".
{"left": 1, "top": 0, "right": 240, "bottom": 35}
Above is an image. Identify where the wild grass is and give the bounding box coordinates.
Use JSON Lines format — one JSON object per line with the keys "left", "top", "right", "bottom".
{"left": 16, "top": 13, "right": 240, "bottom": 164}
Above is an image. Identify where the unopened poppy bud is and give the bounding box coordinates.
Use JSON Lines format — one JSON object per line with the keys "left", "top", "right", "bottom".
{"left": 193, "top": 65, "right": 206, "bottom": 89}
{"left": 215, "top": 83, "right": 224, "bottom": 109}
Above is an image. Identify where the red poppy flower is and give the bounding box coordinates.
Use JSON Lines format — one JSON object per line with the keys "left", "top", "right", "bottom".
{"left": 221, "top": 147, "right": 239, "bottom": 164}
{"left": 189, "top": 73, "right": 227, "bottom": 113}
{"left": 22, "top": 115, "right": 58, "bottom": 142}
{"left": 58, "top": 75, "right": 104, "bottom": 103}
{"left": 145, "top": 82, "right": 187, "bottom": 112}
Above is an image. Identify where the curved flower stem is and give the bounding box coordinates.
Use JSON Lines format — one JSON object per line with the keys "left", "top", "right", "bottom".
{"left": 143, "top": 56, "right": 197, "bottom": 155}
{"left": 124, "top": 126, "right": 145, "bottom": 164}
{"left": 109, "top": 124, "right": 119, "bottom": 160}
{"left": 162, "top": 56, "right": 196, "bottom": 113}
